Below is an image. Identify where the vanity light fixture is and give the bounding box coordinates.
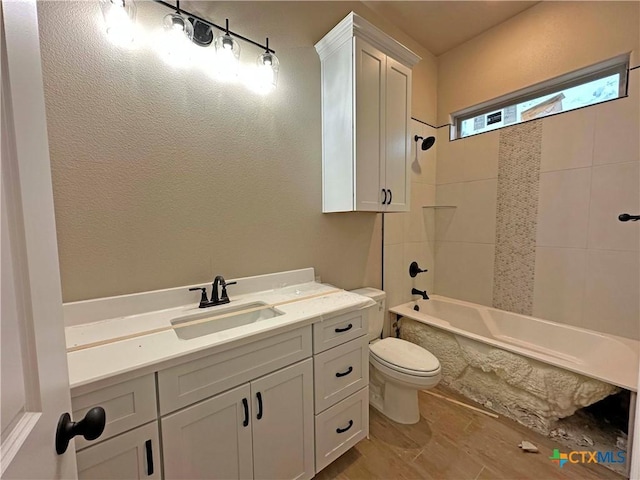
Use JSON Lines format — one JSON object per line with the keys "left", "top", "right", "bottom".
{"left": 214, "top": 19, "right": 241, "bottom": 80}
{"left": 100, "top": 0, "right": 280, "bottom": 93}
{"left": 100, "top": 0, "right": 137, "bottom": 47}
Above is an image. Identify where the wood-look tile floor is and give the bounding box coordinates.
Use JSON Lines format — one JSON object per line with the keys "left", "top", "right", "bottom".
{"left": 315, "top": 387, "right": 624, "bottom": 480}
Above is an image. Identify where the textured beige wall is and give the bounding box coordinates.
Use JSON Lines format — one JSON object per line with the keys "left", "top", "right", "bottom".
{"left": 37, "top": 1, "right": 437, "bottom": 302}
{"left": 437, "top": 1, "right": 640, "bottom": 125}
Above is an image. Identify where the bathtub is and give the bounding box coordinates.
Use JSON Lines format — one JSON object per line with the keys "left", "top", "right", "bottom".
{"left": 390, "top": 295, "right": 639, "bottom": 392}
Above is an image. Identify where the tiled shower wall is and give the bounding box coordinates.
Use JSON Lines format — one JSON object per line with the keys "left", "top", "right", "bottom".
{"left": 432, "top": 71, "right": 640, "bottom": 340}
{"left": 383, "top": 119, "right": 437, "bottom": 315}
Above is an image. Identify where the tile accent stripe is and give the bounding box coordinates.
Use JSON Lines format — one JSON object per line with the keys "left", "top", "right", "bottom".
{"left": 493, "top": 121, "right": 543, "bottom": 315}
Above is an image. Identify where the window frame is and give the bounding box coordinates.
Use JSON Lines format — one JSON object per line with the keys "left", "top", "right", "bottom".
{"left": 452, "top": 54, "right": 630, "bottom": 140}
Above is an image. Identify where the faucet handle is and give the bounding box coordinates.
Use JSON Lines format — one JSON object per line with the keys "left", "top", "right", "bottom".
{"left": 220, "top": 281, "right": 237, "bottom": 302}
{"left": 189, "top": 287, "right": 209, "bottom": 307}
{"left": 409, "top": 261, "right": 428, "bottom": 278}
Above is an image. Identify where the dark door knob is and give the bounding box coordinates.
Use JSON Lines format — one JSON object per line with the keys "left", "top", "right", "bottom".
{"left": 56, "top": 407, "right": 106, "bottom": 454}
{"left": 619, "top": 213, "right": 640, "bottom": 222}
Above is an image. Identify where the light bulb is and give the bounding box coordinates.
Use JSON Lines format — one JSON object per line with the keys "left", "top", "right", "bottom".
{"left": 100, "top": 0, "right": 136, "bottom": 47}
{"left": 249, "top": 51, "right": 279, "bottom": 93}
{"left": 214, "top": 34, "right": 241, "bottom": 81}
{"left": 157, "top": 13, "right": 194, "bottom": 68}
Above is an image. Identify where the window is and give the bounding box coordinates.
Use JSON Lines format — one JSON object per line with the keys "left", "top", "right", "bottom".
{"left": 453, "top": 55, "right": 629, "bottom": 139}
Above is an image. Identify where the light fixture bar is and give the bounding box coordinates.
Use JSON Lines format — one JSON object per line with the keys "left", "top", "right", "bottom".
{"left": 152, "top": 0, "right": 276, "bottom": 54}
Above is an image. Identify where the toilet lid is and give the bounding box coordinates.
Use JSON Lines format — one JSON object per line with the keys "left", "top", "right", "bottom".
{"left": 370, "top": 337, "right": 440, "bottom": 374}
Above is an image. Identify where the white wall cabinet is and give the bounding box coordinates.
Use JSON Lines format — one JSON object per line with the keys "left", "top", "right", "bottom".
{"left": 316, "top": 12, "right": 420, "bottom": 213}
{"left": 161, "top": 359, "right": 314, "bottom": 480}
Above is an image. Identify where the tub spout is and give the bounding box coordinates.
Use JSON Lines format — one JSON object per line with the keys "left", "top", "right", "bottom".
{"left": 411, "top": 288, "right": 429, "bottom": 300}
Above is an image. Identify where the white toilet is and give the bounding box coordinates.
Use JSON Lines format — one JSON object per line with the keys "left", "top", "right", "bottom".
{"left": 352, "top": 288, "right": 441, "bottom": 424}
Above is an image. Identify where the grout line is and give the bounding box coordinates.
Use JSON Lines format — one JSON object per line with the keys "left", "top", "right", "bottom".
{"left": 437, "top": 177, "right": 500, "bottom": 187}
{"left": 591, "top": 159, "right": 640, "bottom": 169}
{"left": 434, "top": 240, "right": 497, "bottom": 246}
{"left": 436, "top": 176, "right": 499, "bottom": 187}
{"left": 540, "top": 164, "right": 595, "bottom": 174}
{"left": 536, "top": 245, "right": 640, "bottom": 254}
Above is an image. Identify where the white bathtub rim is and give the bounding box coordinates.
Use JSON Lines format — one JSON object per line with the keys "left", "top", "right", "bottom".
{"left": 390, "top": 295, "right": 639, "bottom": 392}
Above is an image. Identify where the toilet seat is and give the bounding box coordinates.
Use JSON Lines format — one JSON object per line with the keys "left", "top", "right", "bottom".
{"left": 370, "top": 337, "right": 440, "bottom": 377}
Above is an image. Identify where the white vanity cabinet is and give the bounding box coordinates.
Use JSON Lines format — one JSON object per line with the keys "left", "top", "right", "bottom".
{"left": 315, "top": 12, "right": 420, "bottom": 213}
{"left": 161, "top": 359, "right": 314, "bottom": 480}
{"left": 312, "top": 309, "right": 370, "bottom": 472}
{"left": 70, "top": 326, "right": 315, "bottom": 480}
{"left": 159, "top": 326, "right": 315, "bottom": 480}
{"left": 68, "top": 304, "right": 375, "bottom": 480}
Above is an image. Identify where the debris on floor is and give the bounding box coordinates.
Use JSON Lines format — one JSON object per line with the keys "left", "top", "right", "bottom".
{"left": 550, "top": 428, "right": 569, "bottom": 439}
{"left": 580, "top": 435, "right": 594, "bottom": 447}
{"left": 422, "top": 389, "right": 499, "bottom": 418}
{"left": 550, "top": 405, "right": 629, "bottom": 476}
{"left": 518, "top": 440, "right": 539, "bottom": 453}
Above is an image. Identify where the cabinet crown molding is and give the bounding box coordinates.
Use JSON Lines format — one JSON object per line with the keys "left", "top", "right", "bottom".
{"left": 314, "top": 12, "right": 421, "bottom": 68}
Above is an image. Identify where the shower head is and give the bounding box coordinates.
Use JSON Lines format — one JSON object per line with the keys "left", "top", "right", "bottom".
{"left": 414, "top": 135, "right": 436, "bottom": 151}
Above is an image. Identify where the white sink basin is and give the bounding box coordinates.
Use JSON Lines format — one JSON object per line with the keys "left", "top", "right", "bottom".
{"left": 171, "top": 302, "right": 283, "bottom": 340}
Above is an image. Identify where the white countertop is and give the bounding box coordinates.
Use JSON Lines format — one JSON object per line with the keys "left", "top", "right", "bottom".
{"left": 65, "top": 278, "right": 374, "bottom": 390}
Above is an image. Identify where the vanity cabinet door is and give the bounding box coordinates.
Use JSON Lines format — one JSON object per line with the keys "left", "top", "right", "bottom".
{"left": 251, "top": 359, "right": 314, "bottom": 480}
{"left": 161, "top": 384, "right": 253, "bottom": 480}
{"left": 76, "top": 422, "right": 160, "bottom": 480}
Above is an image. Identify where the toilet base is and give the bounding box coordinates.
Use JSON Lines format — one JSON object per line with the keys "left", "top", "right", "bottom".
{"left": 369, "top": 365, "right": 427, "bottom": 425}
{"left": 381, "top": 381, "right": 421, "bottom": 424}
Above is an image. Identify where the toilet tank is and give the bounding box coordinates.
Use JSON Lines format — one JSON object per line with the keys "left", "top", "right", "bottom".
{"left": 350, "top": 288, "right": 386, "bottom": 342}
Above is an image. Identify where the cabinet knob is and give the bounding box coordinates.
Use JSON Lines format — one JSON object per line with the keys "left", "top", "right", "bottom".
{"left": 388, "top": 189, "right": 392, "bottom": 204}
{"left": 55, "top": 407, "right": 106, "bottom": 454}
{"left": 381, "top": 189, "right": 387, "bottom": 204}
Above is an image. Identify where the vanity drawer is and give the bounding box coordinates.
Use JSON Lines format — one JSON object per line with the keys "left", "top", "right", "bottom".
{"left": 314, "top": 387, "right": 369, "bottom": 473}
{"left": 158, "top": 326, "right": 312, "bottom": 414}
{"left": 313, "top": 309, "right": 367, "bottom": 353}
{"left": 72, "top": 374, "right": 157, "bottom": 449}
{"left": 314, "top": 336, "right": 368, "bottom": 412}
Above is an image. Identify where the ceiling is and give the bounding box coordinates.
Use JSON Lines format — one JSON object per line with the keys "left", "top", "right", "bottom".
{"left": 364, "top": 1, "right": 539, "bottom": 56}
